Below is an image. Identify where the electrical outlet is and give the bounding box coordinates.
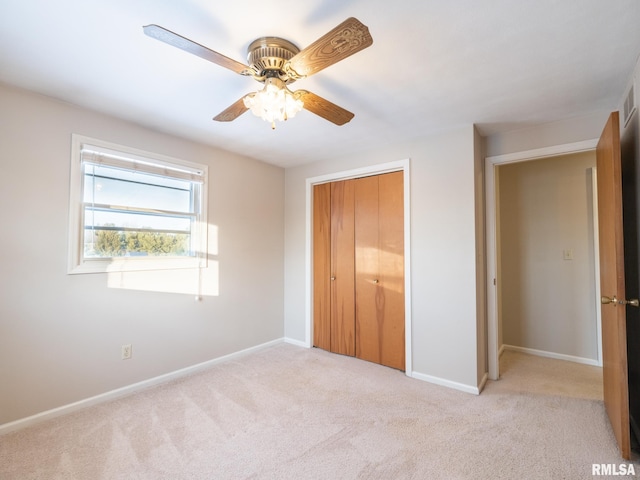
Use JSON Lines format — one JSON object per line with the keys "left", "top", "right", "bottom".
{"left": 121, "top": 344, "right": 132, "bottom": 360}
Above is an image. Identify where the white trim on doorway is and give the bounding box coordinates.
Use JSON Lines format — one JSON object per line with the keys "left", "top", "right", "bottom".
{"left": 304, "top": 159, "right": 413, "bottom": 375}
{"left": 485, "top": 140, "right": 599, "bottom": 380}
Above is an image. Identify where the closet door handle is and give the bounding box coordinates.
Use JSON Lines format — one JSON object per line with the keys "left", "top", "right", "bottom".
{"left": 330, "top": 276, "right": 336, "bottom": 281}
{"left": 373, "top": 279, "right": 379, "bottom": 284}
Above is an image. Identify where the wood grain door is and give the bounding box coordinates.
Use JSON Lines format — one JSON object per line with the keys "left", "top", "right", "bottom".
{"left": 597, "top": 111, "right": 631, "bottom": 460}
{"left": 313, "top": 172, "right": 404, "bottom": 370}
{"left": 313, "top": 182, "right": 331, "bottom": 351}
{"left": 355, "top": 172, "right": 405, "bottom": 370}
{"left": 330, "top": 180, "right": 356, "bottom": 356}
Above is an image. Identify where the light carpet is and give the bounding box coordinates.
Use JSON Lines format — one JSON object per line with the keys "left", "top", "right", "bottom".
{"left": 0, "top": 344, "right": 637, "bottom": 479}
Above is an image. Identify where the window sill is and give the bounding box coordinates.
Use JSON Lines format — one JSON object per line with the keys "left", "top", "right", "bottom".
{"left": 67, "top": 256, "right": 206, "bottom": 274}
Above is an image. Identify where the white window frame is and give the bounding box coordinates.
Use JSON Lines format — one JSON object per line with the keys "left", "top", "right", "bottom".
{"left": 67, "top": 134, "right": 208, "bottom": 274}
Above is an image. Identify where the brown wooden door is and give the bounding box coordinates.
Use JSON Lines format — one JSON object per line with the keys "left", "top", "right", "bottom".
{"left": 355, "top": 172, "right": 405, "bottom": 370}
{"left": 313, "top": 172, "right": 405, "bottom": 370}
{"left": 313, "top": 182, "right": 331, "bottom": 351}
{"left": 597, "top": 111, "right": 631, "bottom": 460}
{"left": 330, "top": 180, "right": 356, "bottom": 356}
{"left": 313, "top": 180, "right": 356, "bottom": 355}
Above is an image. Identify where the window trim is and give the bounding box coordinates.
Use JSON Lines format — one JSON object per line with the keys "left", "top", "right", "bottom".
{"left": 68, "top": 134, "right": 208, "bottom": 274}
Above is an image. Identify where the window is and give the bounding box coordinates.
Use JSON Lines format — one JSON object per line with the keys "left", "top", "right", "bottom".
{"left": 68, "top": 135, "right": 207, "bottom": 274}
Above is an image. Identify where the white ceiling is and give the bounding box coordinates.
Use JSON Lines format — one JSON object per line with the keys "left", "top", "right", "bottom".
{"left": 1, "top": 0, "right": 640, "bottom": 168}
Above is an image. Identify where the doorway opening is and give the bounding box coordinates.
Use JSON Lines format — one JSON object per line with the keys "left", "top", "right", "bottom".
{"left": 485, "top": 140, "right": 600, "bottom": 380}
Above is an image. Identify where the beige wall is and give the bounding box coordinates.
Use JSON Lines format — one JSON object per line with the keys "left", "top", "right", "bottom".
{"left": 497, "top": 152, "right": 598, "bottom": 360}
{"left": 485, "top": 111, "right": 610, "bottom": 158}
{"left": 0, "top": 84, "right": 285, "bottom": 425}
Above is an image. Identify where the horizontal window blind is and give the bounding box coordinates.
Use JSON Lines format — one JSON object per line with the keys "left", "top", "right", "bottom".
{"left": 81, "top": 145, "right": 204, "bottom": 183}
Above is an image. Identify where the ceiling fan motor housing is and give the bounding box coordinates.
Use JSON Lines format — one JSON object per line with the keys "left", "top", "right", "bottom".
{"left": 247, "top": 37, "right": 300, "bottom": 83}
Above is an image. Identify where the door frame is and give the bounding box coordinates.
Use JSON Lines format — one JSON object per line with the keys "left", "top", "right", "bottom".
{"left": 304, "top": 159, "right": 413, "bottom": 375}
{"left": 485, "top": 140, "right": 600, "bottom": 380}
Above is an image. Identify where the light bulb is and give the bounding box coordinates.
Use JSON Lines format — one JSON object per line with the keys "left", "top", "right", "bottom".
{"left": 243, "top": 77, "right": 304, "bottom": 128}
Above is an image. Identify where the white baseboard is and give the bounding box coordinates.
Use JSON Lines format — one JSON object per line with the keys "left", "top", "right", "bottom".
{"left": 502, "top": 344, "right": 600, "bottom": 367}
{"left": 410, "top": 371, "right": 482, "bottom": 395}
{"left": 0, "top": 338, "right": 285, "bottom": 436}
{"left": 498, "top": 344, "right": 506, "bottom": 358}
{"left": 283, "top": 337, "right": 309, "bottom": 348}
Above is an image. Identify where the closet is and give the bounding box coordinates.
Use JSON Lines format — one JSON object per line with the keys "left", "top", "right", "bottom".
{"left": 313, "top": 171, "right": 405, "bottom": 370}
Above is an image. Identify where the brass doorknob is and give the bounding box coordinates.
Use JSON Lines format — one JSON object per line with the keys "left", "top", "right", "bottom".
{"left": 601, "top": 295, "right": 639, "bottom": 307}
{"left": 373, "top": 279, "right": 379, "bottom": 284}
{"left": 330, "top": 276, "right": 336, "bottom": 281}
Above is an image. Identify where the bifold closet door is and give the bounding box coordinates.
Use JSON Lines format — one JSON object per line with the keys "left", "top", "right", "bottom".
{"left": 311, "top": 180, "right": 357, "bottom": 356}
{"left": 313, "top": 182, "right": 331, "bottom": 351}
{"left": 330, "top": 179, "right": 356, "bottom": 356}
{"left": 312, "top": 172, "right": 404, "bottom": 371}
{"left": 355, "top": 172, "right": 405, "bottom": 371}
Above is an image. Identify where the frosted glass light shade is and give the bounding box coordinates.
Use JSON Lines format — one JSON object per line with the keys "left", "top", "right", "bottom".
{"left": 243, "top": 77, "right": 303, "bottom": 128}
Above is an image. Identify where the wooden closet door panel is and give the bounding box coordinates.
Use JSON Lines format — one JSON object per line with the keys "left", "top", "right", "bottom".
{"left": 354, "top": 175, "right": 382, "bottom": 365}
{"left": 378, "top": 171, "right": 405, "bottom": 371}
{"left": 355, "top": 172, "right": 405, "bottom": 371}
{"left": 313, "top": 183, "right": 331, "bottom": 351}
{"left": 330, "top": 180, "right": 356, "bottom": 356}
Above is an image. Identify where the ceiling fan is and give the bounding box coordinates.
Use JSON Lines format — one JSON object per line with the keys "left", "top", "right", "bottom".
{"left": 143, "top": 17, "right": 373, "bottom": 129}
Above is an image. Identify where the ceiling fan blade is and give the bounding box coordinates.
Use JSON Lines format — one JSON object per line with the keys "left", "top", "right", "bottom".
{"left": 213, "top": 97, "right": 249, "bottom": 122}
{"left": 285, "top": 17, "right": 373, "bottom": 79}
{"left": 295, "top": 90, "right": 354, "bottom": 125}
{"left": 143, "top": 24, "right": 251, "bottom": 76}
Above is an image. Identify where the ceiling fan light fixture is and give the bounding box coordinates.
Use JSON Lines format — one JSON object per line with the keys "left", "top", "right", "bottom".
{"left": 144, "top": 18, "right": 372, "bottom": 126}
{"left": 243, "top": 77, "right": 303, "bottom": 129}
